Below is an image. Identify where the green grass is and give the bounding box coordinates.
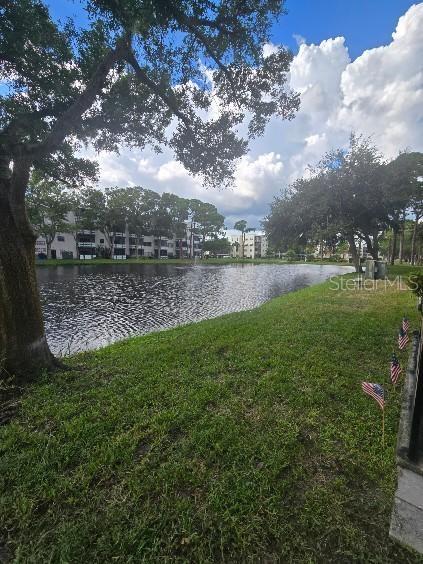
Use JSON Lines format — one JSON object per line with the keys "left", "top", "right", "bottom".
{"left": 36, "top": 257, "right": 194, "bottom": 266}
{"left": 386, "top": 264, "right": 423, "bottom": 278}
{"left": 35, "top": 256, "right": 351, "bottom": 267}
{"left": 1, "top": 275, "right": 423, "bottom": 562}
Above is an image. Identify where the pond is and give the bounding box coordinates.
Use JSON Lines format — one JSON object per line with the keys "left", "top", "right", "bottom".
{"left": 36, "top": 262, "right": 353, "bottom": 356}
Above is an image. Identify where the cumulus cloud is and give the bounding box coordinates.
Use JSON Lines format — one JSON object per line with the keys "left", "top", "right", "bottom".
{"left": 90, "top": 3, "right": 423, "bottom": 229}
{"left": 262, "top": 42, "right": 279, "bottom": 58}
{"left": 335, "top": 3, "right": 423, "bottom": 155}
{"left": 293, "top": 34, "right": 306, "bottom": 47}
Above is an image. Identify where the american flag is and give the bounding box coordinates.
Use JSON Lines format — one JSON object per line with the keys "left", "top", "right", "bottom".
{"left": 398, "top": 327, "right": 409, "bottom": 350}
{"left": 402, "top": 317, "right": 410, "bottom": 333}
{"left": 390, "top": 353, "right": 402, "bottom": 384}
{"left": 362, "top": 382, "right": 385, "bottom": 409}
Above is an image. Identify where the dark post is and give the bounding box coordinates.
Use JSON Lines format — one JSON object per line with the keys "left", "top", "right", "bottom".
{"left": 408, "top": 322, "right": 423, "bottom": 462}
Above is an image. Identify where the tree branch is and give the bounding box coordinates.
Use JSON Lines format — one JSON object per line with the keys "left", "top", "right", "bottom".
{"left": 27, "top": 34, "right": 131, "bottom": 159}
{"left": 183, "top": 15, "right": 236, "bottom": 36}
{"left": 171, "top": 9, "right": 241, "bottom": 106}
{"left": 124, "top": 48, "right": 192, "bottom": 129}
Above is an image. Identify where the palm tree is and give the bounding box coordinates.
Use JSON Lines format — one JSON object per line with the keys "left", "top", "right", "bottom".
{"left": 233, "top": 220, "right": 256, "bottom": 258}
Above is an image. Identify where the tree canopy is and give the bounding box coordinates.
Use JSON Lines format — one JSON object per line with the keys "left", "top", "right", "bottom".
{"left": 264, "top": 135, "right": 423, "bottom": 270}
{"left": 31, "top": 178, "right": 228, "bottom": 256}
{"left": 26, "top": 172, "right": 74, "bottom": 258}
{"left": 1, "top": 0, "right": 299, "bottom": 189}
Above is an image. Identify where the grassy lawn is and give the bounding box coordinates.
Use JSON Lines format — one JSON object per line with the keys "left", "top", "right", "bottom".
{"left": 1, "top": 270, "right": 423, "bottom": 562}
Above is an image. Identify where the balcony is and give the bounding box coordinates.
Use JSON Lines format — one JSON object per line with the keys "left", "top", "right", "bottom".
{"left": 77, "top": 230, "right": 95, "bottom": 236}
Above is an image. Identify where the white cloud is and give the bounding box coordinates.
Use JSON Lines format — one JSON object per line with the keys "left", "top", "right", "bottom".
{"left": 155, "top": 160, "right": 191, "bottom": 182}
{"left": 88, "top": 3, "right": 423, "bottom": 229}
{"left": 262, "top": 42, "right": 279, "bottom": 58}
{"left": 293, "top": 34, "right": 306, "bottom": 47}
{"left": 137, "top": 158, "right": 156, "bottom": 175}
{"left": 335, "top": 3, "right": 423, "bottom": 155}
{"left": 234, "top": 153, "right": 283, "bottom": 200}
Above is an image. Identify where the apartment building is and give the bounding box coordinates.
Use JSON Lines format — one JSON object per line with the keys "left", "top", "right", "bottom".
{"left": 229, "top": 233, "right": 268, "bottom": 259}
{"left": 35, "top": 219, "right": 202, "bottom": 260}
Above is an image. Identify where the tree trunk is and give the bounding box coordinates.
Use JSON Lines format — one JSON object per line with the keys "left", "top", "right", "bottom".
{"left": 363, "top": 234, "right": 378, "bottom": 260}
{"left": 372, "top": 229, "right": 379, "bottom": 260}
{"left": 399, "top": 211, "right": 405, "bottom": 264}
{"left": 411, "top": 213, "right": 420, "bottom": 266}
{"left": 346, "top": 232, "right": 361, "bottom": 273}
{"left": 390, "top": 227, "right": 398, "bottom": 265}
{"left": 388, "top": 235, "right": 392, "bottom": 264}
{"left": 74, "top": 233, "right": 80, "bottom": 259}
{"left": 0, "top": 158, "right": 54, "bottom": 380}
{"left": 399, "top": 230, "right": 404, "bottom": 263}
{"left": 46, "top": 239, "right": 52, "bottom": 260}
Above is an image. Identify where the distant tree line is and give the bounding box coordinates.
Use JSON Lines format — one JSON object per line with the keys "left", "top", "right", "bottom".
{"left": 264, "top": 134, "right": 423, "bottom": 272}
{"left": 26, "top": 174, "right": 226, "bottom": 259}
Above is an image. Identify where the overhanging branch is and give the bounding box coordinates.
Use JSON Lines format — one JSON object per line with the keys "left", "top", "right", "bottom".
{"left": 27, "top": 34, "right": 131, "bottom": 160}
{"left": 124, "top": 48, "right": 192, "bottom": 130}
{"left": 172, "top": 10, "right": 241, "bottom": 107}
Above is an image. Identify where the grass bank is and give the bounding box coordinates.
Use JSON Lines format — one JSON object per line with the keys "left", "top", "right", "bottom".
{"left": 35, "top": 257, "right": 350, "bottom": 267}
{"left": 1, "top": 271, "right": 422, "bottom": 562}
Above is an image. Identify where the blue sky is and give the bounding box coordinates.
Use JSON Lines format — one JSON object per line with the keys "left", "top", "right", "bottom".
{"left": 14, "top": 2, "right": 423, "bottom": 228}
{"left": 47, "top": 0, "right": 417, "bottom": 61}
{"left": 276, "top": 0, "right": 417, "bottom": 59}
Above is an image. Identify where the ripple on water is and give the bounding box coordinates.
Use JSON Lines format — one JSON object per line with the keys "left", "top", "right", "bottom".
{"left": 36, "top": 263, "right": 353, "bottom": 356}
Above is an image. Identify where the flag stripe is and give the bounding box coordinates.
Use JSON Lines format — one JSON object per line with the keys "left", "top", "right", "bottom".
{"left": 362, "top": 382, "right": 385, "bottom": 409}
{"left": 391, "top": 354, "right": 402, "bottom": 384}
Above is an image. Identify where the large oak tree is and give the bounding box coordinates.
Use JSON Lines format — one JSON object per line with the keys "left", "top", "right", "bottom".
{"left": 0, "top": 0, "right": 299, "bottom": 379}
{"left": 265, "top": 135, "right": 423, "bottom": 272}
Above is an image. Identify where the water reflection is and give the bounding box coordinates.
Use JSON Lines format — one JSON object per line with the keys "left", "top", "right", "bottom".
{"left": 36, "top": 263, "right": 352, "bottom": 356}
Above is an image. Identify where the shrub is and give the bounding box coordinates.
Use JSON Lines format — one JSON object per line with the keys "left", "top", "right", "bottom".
{"left": 407, "top": 271, "right": 423, "bottom": 299}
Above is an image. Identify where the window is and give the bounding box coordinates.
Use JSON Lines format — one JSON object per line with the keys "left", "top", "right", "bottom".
{"left": 57, "top": 235, "right": 65, "bottom": 242}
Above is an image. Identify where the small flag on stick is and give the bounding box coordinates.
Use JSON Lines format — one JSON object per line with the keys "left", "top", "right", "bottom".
{"left": 398, "top": 327, "right": 409, "bottom": 350}
{"left": 361, "top": 382, "right": 385, "bottom": 409}
{"left": 361, "top": 382, "right": 386, "bottom": 446}
{"left": 402, "top": 317, "right": 410, "bottom": 333}
{"left": 390, "top": 353, "right": 402, "bottom": 384}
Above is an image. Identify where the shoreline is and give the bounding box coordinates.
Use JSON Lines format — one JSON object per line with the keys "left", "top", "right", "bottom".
{"left": 35, "top": 257, "right": 350, "bottom": 267}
